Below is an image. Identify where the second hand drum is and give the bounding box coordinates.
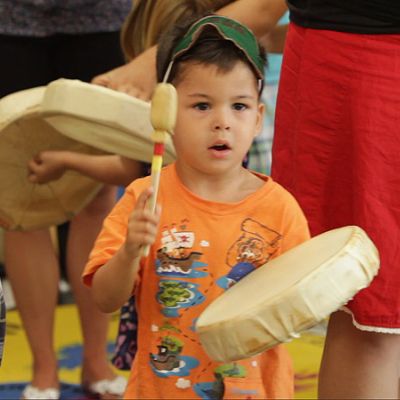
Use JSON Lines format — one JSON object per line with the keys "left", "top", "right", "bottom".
{"left": 0, "top": 79, "right": 177, "bottom": 231}
{"left": 0, "top": 86, "right": 104, "bottom": 231}
{"left": 195, "top": 225, "right": 380, "bottom": 362}
{"left": 42, "top": 79, "right": 176, "bottom": 164}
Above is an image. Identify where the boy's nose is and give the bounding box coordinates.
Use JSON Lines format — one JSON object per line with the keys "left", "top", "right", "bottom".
{"left": 214, "top": 123, "right": 230, "bottom": 130}
{"left": 213, "top": 110, "right": 231, "bottom": 131}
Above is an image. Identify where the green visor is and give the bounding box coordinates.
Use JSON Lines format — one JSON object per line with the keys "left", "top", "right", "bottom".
{"left": 163, "top": 15, "right": 264, "bottom": 88}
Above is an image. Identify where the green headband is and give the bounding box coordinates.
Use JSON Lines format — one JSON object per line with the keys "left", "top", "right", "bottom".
{"left": 163, "top": 15, "right": 264, "bottom": 86}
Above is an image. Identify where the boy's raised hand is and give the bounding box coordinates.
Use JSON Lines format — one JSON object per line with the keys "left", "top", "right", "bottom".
{"left": 123, "top": 187, "right": 161, "bottom": 260}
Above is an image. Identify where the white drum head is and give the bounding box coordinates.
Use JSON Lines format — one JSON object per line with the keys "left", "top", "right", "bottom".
{"left": 0, "top": 87, "right": 104, "bottom": 231}
{"left": 196, "top": 226, "right": 380, "bottom": 362}
{"left": 41, "top": 79, "right": 176, "bottom": 164}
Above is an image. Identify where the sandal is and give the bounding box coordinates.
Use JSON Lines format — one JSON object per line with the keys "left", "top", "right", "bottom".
{"left": 83, "top": 375, "right": 127, "bottom": 399}
{"left": 21, "top": 384, "right": 60, "bottom": 400}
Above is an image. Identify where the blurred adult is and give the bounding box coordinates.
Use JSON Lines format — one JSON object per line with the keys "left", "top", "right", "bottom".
{"left": 271, "top": 1, "right": 400, "bottom": 398}
{"left": 0, "top": 1, "right": 131, "bottom": 398}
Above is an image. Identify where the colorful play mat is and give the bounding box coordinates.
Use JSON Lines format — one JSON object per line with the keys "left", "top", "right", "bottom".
{"left": 0, "top": 305, "right": 324, "bottom": 399}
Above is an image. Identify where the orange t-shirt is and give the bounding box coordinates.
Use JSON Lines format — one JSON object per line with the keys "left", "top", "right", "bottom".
{"left": 84, "top": 164, "right": 310, "bottom": 399}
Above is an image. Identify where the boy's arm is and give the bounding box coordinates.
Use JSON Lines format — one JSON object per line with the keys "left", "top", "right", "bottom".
{"left": 91, "top": 240, "right": 141, "bottom": 314}
{"left": 92, "top": 0, "right": 287, "bottom": 100}
{"left": 28, "top": 150, "right": 144, "bottom": 186}
{"left": 91, "top": 188, "right": 160, "bottom": 313}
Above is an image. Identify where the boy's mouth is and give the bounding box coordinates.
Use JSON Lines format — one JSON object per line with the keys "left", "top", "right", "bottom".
{"left": 208, "top": 141, "right": 232, "bottom": 159}
{"left": 209, "top": 143, "right": 231, "bottom": 151}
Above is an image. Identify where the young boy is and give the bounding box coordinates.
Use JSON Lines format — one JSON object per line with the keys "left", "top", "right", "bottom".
{"left": 83, "top": 15, "right": 309, "bottom": 399}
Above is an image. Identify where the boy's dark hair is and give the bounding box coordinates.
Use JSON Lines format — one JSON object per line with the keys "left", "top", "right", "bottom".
{"left": 156, "top": 13, "right": 267, "bottom": 93}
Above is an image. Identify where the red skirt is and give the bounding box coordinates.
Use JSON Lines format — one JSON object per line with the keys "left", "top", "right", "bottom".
{"left": 272, "top": 23, "right": 400, "bottom": 332}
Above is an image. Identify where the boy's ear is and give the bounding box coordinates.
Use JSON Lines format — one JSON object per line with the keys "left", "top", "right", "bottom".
{"left": 254, "top": 102, "right": 265, "bottom": 138}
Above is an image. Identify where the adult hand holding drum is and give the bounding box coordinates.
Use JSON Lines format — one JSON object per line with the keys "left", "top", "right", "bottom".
{"left": 196, "top": 225, "right": 380, "bottom": 362}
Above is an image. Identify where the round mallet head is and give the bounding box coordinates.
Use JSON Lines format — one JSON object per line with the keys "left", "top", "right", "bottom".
{"left": 150, "top": 83, "right": 178, "bottom": 139}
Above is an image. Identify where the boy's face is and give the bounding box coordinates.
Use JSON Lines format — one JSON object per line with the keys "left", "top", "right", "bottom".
{"left": 172, "top": 61, "right": 264, "bottom": 179}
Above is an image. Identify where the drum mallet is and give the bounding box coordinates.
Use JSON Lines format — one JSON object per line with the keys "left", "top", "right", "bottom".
{"left": 141, "top": 82, "right": 177, "bottom": 256}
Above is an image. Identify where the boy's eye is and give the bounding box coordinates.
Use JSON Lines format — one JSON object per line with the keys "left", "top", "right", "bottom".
{"left": 194, "top": 102, "right": 209, "bottom": 111}
{"left": 233, "top": 103, "right": 247, "bottom": 111}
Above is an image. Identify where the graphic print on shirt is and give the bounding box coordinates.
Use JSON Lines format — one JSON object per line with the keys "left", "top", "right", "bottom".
{"left": 194, "top": 363, "right": 253, "bottom": 400}
{"left": 151, "top": 219, "right": 212, "bottom": 385}
{"left": 156, "top": 220, "right": 207, "bottom": 278}
{"left": 155, "top": 220, "right": 210, "bottom": 317}
{"left": 217, "top": 218, "right": 282, "bottom": 289}
{"left": 151, "top": 218, "right": 278, "bottom": 394}
{"left": 193, "top": 372, "right": 225, "bottom": 399}
{"left": 149, "top": 322, "right": 200, "bottom": 378}
{"left": 157, "top": 279, "right": 205, "bottom": 317}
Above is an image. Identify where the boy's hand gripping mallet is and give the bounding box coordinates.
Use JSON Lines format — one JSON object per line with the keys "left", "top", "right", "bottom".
{"left": 141, "top": 82, "right": 177, "bottom": 256}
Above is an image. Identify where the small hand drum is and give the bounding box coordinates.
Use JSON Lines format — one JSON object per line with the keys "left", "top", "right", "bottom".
{"left": 0, "top": 79, "right": 177, "bottom": 231}
{"left": 41, "top": 79, "right": 176, "bottom": 164}
{"left": 196, "top": 225, "right": 380, "bottom": 362}
{"left": 0, "top": 86, "right": 104, "bottom": 231}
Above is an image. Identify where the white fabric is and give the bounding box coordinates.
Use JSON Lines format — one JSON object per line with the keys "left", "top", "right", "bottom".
{"left": 22, "top": 385, "right": 60, "bottom": 400}
{"left": 341, "top": 307, "right": 400, "bottom": 334}
{"left": 86, "top": 375, "right": 127, "bottom": 396}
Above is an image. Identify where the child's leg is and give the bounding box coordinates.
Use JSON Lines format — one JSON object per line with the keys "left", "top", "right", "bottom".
{"left": 318, "top": 311, "right": 400, "bottom": 399}
{"left": 4, "top": 229, "right": 59, "bottom": 389}
{"left": 66, "top": 185, "right": 117, "bottom": 383}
